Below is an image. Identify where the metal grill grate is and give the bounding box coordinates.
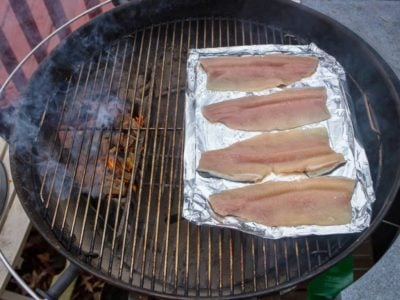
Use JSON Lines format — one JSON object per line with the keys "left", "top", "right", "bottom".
{"left": 34, "top": 18, "right": 357, "bottom": 298}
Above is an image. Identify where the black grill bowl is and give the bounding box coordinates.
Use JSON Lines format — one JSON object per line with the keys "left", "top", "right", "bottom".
{"left": 5, "top": 0, "right": 400, "bottom": 298}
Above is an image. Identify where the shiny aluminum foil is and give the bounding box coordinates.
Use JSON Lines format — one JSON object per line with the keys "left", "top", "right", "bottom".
{"left": 183, "top": 43, "right": 375, "bottom": 238}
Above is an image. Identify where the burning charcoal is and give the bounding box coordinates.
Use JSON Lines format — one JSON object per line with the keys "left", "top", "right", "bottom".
{"left": 125, "top": 152, "right": 135, "bottom": 172}
{"left": 56, "top": 96, "right": 144, "bottom": 205}
{"left": 103, "top": 176, "right": 127, "bottom": 197}
{"left": 121, "top": 112, "right": 144, "bottom": 130}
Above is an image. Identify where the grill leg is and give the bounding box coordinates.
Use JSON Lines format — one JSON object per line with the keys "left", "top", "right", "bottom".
{"left": 36, "top": 262, "right": 81, "bottom": 300}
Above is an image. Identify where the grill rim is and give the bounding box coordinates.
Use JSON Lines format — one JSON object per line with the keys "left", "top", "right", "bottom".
{"left": 7, "top": 0, "right": 400, "bottom": 298}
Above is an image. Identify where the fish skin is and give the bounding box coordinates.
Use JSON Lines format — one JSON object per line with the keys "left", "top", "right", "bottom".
{"left": 200, "top": 55, "right": 319, "bottom": 91}
{"left": 209, "top": 176, "right": 355, "bottom": 227}
{"left": 197, "top": 128, "right": 345, "bottom": 182}
{"left": 202, "top": 87, "right": 329, "bottom": 131}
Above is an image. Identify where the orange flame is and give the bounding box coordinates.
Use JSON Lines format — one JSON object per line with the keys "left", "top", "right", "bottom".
{"left": 107, "top": 159, "right": 115, "bottom": 170}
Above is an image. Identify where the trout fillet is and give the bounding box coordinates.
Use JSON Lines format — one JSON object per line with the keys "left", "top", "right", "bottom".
{"left": 200, "top": 55, "right": 319, "bottom": 91}
{"left": 202, "top": 87, "right": 329, "bottom": 131}
{"left": 197, "top": 128, "right": 345, "bottom": 182}
{"left": 209, "top": 177, "right": 355, "bottom": 227}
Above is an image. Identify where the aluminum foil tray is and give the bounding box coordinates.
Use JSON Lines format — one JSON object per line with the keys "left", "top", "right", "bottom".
{"left": 183, "top": 43, "right": 375, "bottom": 238}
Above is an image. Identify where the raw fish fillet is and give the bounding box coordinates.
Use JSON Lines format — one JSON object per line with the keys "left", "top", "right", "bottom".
{"left": 200, "top": 55, "right": 319, "bottom": 91}
{"left": 209, "top": 177, "right": 355, "bottom": 226}
{"left": 202, "top": 87, "right": 329, "bottom": 131}
{"left": 197, "top": 128, "right": 345, "bottom": 182}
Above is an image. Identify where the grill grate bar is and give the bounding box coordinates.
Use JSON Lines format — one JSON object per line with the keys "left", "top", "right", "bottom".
{"left": 36, "top": 95, "right": 52, "bottom": 144}
{"left": 116, "top": 33, "right": 139, "bottom": 279}
{"left": 54, "top": 62, "right": 94, "bottom": 233}
{"left": 272, "top": 26, "right": 277, "bottom": 44}
{"left": 196, "top": 226, "right": 201, "bottom": 296}
{"left": 216, "top": 17, "right": 223, "bottom": 297}
{"left": 86, "top": 48, "right": 123, "bottom": 264}
{"left": 84, "top": 49, "right": 115, "bottom": 260}
{"left": 251, "top": 238, "right": 256, "bottom": 291}
{"left": 77, "top": 50, "right": 110, "bottom": 251}
{"left": 95, "top": 41, "right": 125, "bottom": 266}
{"left": 207, "top": 19, "right": 214, "bottom": 297}
{"left": 249, "top": 21, "right": 254, "bottom": 45}
{"left": 41, "top": 65, "right": 85, "bottom": 220}
{"left": 229, "top": 231, "right": 234, "bottom": 295}
{"left": 174, "top": 134, "right": 185, "bottom": 292}
{"left": 106, "top": 38, "right": 134, "bottom": 274}
{"left": 202, "top": 18, "right": 213, "bottom": 297}
{"left": 218, "top": 230, "right": 223, "bottom": 296}
{"left": 284, "top": 240, "right": 290, "bottom": 281}
{"left": 128, "top": 25, "right": 153, "bottom": 282}
{"left": 305, "top": 238, "right": 312, "bottom": 272}
{"left": 256, "top": 23, "right": 261, "bottom": 44}
{"left": 148, "top": 22, "right": 173, "bottom": 290}
{"left": 274, "top": 242, "right": 279, "bottom": 286}
{"left": 208, "top": 229, "right": 212, "bottom": 296}
{"left": 224, "top": 19, "right": 235, "bottom": 297}
{"left": 176, "top": 19, "right": 190, "bottom": 296}
{"left": 183, "top": 19, "right": 194, "bottom": 297}
{"left": 138, "top": 24, "right": 163, "bottom": 288}
{"left": 295, "top": 240, "right": 301, "bottom": 278}
{"left": 240, "top": 233, "right": 245, "bottom": 292}
{"left": 40, "top": 76, "right": 72, "bottom": 211}
{"left": 69, "top": 56, "right": 111, "bottom": 245}
{"left": 263, "top": 240, "right": 268, "bottom": 289}
{"left": 166, "top": 20, "right": 185, "bottom": 293}
{"left": 85, "top": 41, "right": 133, "bottom": 262}
{"left": 327, "top": 239, "right": 332, "bottom": 257}
{"left": 316, "top": 240, "right": 322, "bottom": 266}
